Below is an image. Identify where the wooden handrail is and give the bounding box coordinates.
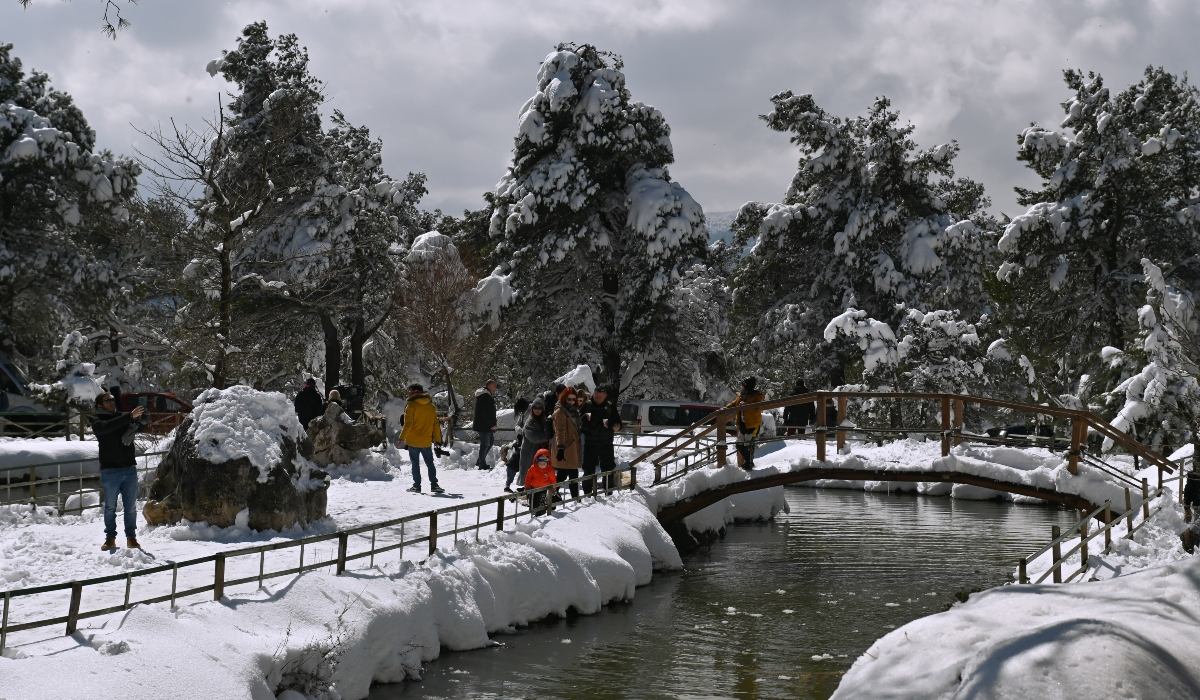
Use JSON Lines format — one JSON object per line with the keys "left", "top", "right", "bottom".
{"left": 632, "top": 391, "right": 1175, "bottom": 476}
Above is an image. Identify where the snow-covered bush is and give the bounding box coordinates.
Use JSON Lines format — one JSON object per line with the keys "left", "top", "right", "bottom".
{"left": 487, "top": 43, "right": 710, "bottom": 396}
{"left": 730, "top": 92, "right": 993, "bottom": 389}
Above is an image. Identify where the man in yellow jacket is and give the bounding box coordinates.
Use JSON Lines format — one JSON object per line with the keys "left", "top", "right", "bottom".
{"left": 400, "top": 384, "right": 444, "bottom": 493}
{"left": 726, "top": 376, "right": 767, "bottom": 470}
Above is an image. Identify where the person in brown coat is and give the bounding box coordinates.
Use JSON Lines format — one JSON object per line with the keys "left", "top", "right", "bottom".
{"left": 553, "top": 386, "right": 583, "bottom": 499}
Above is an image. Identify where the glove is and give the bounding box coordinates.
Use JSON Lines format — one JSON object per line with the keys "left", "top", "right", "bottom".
{"left": 556, "top": 446, "right": 565, "bottom": 461}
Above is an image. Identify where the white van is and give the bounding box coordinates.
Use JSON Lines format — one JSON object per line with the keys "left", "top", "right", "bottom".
{"left": 618, "top": 400, "right": 724, "bottom": 432}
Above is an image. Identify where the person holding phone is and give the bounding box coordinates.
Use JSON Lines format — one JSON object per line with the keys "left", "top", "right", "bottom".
{"left": 91, "top": 392, "right": 149, "bottom": 550}
{"left": 581, "top": 385, "right": 621, "bottom": 493}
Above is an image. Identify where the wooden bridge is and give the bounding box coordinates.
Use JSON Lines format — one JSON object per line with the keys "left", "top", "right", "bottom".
{"left": 633, "top": 391, "right": 1178, "bottom": 526}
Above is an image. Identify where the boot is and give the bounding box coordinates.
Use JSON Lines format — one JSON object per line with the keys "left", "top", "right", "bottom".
{"left": 127, "top": 537, "right": 142, "bottom": 549}
{"left": 101, "top": 538, "right": 116, "bottom": 551}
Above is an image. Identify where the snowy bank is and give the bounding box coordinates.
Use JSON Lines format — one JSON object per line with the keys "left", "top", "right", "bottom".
{"left": 832, "top": 552, "right": 1200, "bottom": 699}
{"left": 0, "top": 491, "right": 682, "bottom": 700}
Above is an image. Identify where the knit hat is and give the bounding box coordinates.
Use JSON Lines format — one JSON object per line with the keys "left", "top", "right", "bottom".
{"left": 742, "top": 376, "right": 758, "bottom": 392}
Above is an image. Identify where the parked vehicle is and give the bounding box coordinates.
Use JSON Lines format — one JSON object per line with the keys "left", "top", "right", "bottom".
{"left": 618, "top": 400, "right": 727, "bottom": 433}
{"left": 116, "top": 392, "right": 193, "bottom": 435}
{"left": 0, "top": 351, "right": 48, "bottom": 413}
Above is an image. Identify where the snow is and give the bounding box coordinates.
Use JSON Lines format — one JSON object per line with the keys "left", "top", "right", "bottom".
{"left": 554, "top": 364, "right": 595, "bottom": 392}
{"left": 0, "top": 445, "right": 683, "bottom": 699}
{"left": 189, "top": 386, "right": 306, "bottom": 481}
{"left": 0, "top": 437, "right": 99, "bottom": 471}
{"left": 833, "top": 542, "right": 1200, "bottom": 699}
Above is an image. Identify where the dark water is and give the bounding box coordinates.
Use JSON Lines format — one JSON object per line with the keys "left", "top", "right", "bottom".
{"left": 371, "top": 487, "right": 1080, "bottom": 699}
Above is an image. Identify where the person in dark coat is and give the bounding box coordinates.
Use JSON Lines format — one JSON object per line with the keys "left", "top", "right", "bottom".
{"left": 581, "top": 385, "right": 621, "bottom": 494}
{"left": 824, "top": 398, "right": 839, "bottom": 430}
{"left": 519, "top": 397, "right": 553, "bottom": 490}
{"left": 473, "top": 379, "right": 499, "bottom": 469}
{"left": 541, "top": 383, "right": 566, "bottom": 420}
{"left": 504, "top": 397, "right": 530, "bottom": 493}
{"left": 91, "top": 392, "right": 148, "bottom": 551}
{"left": 294, "top": 378, "right": 324, "bottom": 429}
{"left": 782, "top": 380, "right": 816, "bottom": 436}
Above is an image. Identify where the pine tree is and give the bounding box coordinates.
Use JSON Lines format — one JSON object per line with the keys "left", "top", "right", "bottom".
{"left": 730, "top": 92, "right": 992, "bottom": 389}
{"left": 0, "top": 42, "right": 141, "bottom": 379}
{"left": 487, "top": 43, "right": 709, "bottom": 398}
{"left": 993, "top": 67, "right": 1200, "bottom": 404}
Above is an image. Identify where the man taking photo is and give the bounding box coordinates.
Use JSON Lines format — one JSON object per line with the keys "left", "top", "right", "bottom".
{"left": 91, "top": 392, "right": 149, "bottom": 550}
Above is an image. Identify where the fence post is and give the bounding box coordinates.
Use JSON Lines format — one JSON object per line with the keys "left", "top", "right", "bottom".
{"left": 496, "top": 499, "right": 505, "bottom": 531}
{"left": 836, "top": 396, "right": 847, "bottom": 452}
{"left": 1104, "top": 503, "right": 1112, "bottom": 551}
{"left": 65, "top": 582, "right": 83, "bottom": 635}
{"left": 1, "top": 590, "right": 9, "bottom": 654}
{"left": 953, "top": 398, "right": 964, "bottom": 447}
{"left": 336, "top": 532, "right": 349, "bottom": 575}
{"left": 1079, "top": 513, "right": 1089, "bottom": 570}
{"left": 1018, "top": 557, "right": 1027, "bottom": 584}
{"left": 1158, "top": 466, "right": 1163, "bottom": 490}
{"left": 816, "top": 392, "right": 827, "bottom": 462}
{"left": 428, "top": 512, "right": 438, "bottom": 556}
{"left": 716, "top": 420, "right": 727, "bottom": 469}
{"left": 1051, "top": 525, "right": 1062, "bottom": 584}
{"left": 1068, "top": 418, "right": 1082, "bottom": 475}
{"left": 1125, "top": 488, "right": 1134, "bottom": 538}
{"left": 630, "top": 466, "right": 637, "bottom": 489}
{"left": 214, "top": 554, "right": 226, "bottom": 600}
{"left": 1142, "top": 478, "right": 1151, "bottom": 521}
{"left": 940, "top": 396, "right": 951, "bottom": 457}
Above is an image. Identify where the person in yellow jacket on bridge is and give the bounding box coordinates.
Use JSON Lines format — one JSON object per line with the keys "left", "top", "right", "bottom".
{"left": 726, "top": 376, "right": 767, "bottom": 470}
{"left": 399, "top": 383, "right": 444, "bottom": 494}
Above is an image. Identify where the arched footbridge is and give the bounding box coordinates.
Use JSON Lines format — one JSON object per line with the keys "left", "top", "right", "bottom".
{"left": 633, "top": 392, "right": 1179, "bottom": 527}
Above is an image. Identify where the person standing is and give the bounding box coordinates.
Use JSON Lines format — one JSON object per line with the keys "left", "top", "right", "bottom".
{"left": 91, "top": 392, "right": 148, "bottom": 550}
{"left": 581, "top": 385, "right": 621, "bottom": 494}
{"left": 782, "top": 380, "right": 816, "bottom": 436}
{"left": 504, "top": 397, "right": 530, "bottom": 493}
{"left": 552, "top": 386, "right": 583, "bottom": 499}
{"left": 726, "top": 377, "right": 767, "bottom": 470}
{"left": 400, "top": 384, "right": 444, "bottom": 494}
{"left": 294, "top": 378, "right": 324, "bottom": 429}
{"left": 472, "top": 379, "right": 499, "bottom": 470}
{"left": 525, "top": 449, "right": 557, "bottom": 515}
{"left": 519, "top": 397, "right": 553, "bottom": 491}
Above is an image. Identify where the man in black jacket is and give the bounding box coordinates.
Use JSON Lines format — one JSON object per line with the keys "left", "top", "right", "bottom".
{"left": 580, "top": 385, "right": 622, "bottom": 494}
{"left": 473, "top": 379, "right": 498, "bottom": 469}
{"left": 293, "top": 378, "right": 324, "bottom": 429}
{"left": 91, "top": 392, "right": 148, "bottom": 550}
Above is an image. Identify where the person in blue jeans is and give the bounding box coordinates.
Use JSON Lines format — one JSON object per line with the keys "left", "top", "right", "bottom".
{"left": 399, "top": 384, "right": 444, "bottom": 493}
{"left": 90, "top": 392, "right": 149, "bottom": 550}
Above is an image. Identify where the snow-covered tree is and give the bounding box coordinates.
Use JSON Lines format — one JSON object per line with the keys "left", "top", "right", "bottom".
{"left": 0, "top": 42, "right": 142, "bottom": 379}
{"left": 487, "top": 43, "right": 709, "bottom": 398}
{"left": 994, "top": 67, "right": 1200, "bottom": 403}
{"left": 731, "top": 93, "right": 993, "bottom": 389}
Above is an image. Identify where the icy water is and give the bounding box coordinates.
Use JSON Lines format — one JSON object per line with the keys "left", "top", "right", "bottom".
{"left": 371, "top": 487, "right": 1080, "bottom": 699}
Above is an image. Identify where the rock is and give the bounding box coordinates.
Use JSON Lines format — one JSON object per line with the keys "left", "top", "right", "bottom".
{"left": 301, "top": 402, "right": 384, "bottom": 467}
{"left": 143, "top": 416, "right": 329, "bottom": 531}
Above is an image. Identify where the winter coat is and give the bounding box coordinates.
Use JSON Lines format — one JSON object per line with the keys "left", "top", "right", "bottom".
{"left": 525, "top": 449, "right": 558, "bottom": 489}
{"left": 552, "top": 404, "right": 583, "bottom": 471}
{"left": 783, "top": 399, "right": 816, "bottom": 427}
{"left": 400, "top": 393, "right": 442, "bottom": 449}
{"left": 294, "top": 386, "right": 324, "bottom": 428}
{"left": 727, "top": 390, "right": 767, "bottom": 431}
{"left": 581, "top": 398, "right": 621, "bottom": 445}
{"left": 520, "top": 407, "right": 553, "bottom": 474}
{"left": 90, "top": 409, "right": 140, "bottom": 469}
{"left": 472, "top": 388, "right": 497, "bottom": 432}
{"left": 541, "top": 389, "right": 559, "bottom": 418}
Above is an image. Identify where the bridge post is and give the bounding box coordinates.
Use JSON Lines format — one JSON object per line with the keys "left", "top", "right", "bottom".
{"left": 836, "top": 396, "right": 847, "bottom": 452}
{"left": 816, "top": 392, "right": 826, "bottom": 462}
{"left": 941, "top": 397, "right": 951, "bottom": 457}
{"left": 953, "top": 398, "right": 964, "bottom": 447}
{"left": 1051, "top": 525, "right": 1062, "bottom": 584}
{"left": 1068, "top": 418, "right": 1082, "bottom": 475}
{"left": 716, "top": 420, "right": 727, "bottom": 468}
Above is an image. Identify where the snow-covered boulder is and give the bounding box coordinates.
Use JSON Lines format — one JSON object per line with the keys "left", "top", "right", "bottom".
{"left": 142, "top": 386, "right": 329, "bottom": 531}
{"left": 300, "top": 402, "right": 384, "bottom": 467}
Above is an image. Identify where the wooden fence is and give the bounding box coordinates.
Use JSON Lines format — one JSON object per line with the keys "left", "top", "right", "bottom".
{"left": 0, "top": 464, "right": 638, "bottom": 655}
{"left": 0, "top": 451, "right": 166, "bottom": 512}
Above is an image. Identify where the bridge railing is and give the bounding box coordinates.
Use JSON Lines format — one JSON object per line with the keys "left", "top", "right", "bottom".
{"left": 632, "top": 391, "right": 1175, "bottom": 486}
{"left": 0, "top": 464, "right": 639, "bottom": 655}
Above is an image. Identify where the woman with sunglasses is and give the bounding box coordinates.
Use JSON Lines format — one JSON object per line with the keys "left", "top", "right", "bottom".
{"left": 552, "top": 386, "right": 583, "bottom": 499}
{"left": 525, "top": 448, "right": 557, "bottom": 515}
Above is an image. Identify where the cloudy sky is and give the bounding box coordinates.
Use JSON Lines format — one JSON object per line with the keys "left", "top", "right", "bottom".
{"left": 4, "top": 0, "right": 1198, "bottom": 219}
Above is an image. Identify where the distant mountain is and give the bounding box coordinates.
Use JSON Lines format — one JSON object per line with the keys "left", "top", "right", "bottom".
{"left": 706, "top": 210, "right": 737, "bottom": 245}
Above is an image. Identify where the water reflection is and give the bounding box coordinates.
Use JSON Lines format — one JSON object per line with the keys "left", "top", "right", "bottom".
{"left": 371, "top": 487, "right": 1080, "bottom": 699}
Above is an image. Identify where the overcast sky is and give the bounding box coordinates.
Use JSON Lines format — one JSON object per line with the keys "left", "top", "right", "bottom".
{"left": 4, "top": 0, "right": 1198, "bottom": 219}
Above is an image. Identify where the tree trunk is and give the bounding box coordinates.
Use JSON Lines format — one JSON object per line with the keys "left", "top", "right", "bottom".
{"left": 320, "top": 313, "right": 341, "bottom": 392}
{"left": 350, "top": 316, "right": 366, "bottom": 387}
{"left": 214, "top": 233, "right": 234, "bottom": 389}
{"left": 443, "top": 363, "right": 459, "bottom": 448}
{"left": 603, "top": 348, "right": 622, "bottom": 406}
